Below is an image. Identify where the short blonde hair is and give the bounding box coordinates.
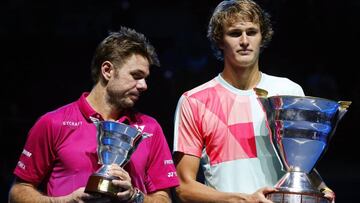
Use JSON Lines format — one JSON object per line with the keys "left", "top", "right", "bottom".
{"left": 207, "top": 0, "right": 273, "bottom": 60}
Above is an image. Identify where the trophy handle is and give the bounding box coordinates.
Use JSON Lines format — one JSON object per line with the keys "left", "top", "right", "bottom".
{"left": 314, "top": 100, "right": 352, "bottom": 171}
{"left": 120, "top": 132, "right": 150, "bottom": 167}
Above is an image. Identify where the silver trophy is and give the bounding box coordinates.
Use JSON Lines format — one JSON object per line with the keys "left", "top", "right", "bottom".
{"left": 85, "top": 120, "right": 147, "bottom": 197}
{"left": 255, "top": 88, "right": 351, "bottom": 203}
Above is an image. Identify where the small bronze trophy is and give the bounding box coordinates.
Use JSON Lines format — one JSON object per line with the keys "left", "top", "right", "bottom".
{"left": 255, "top": 88, "right": 351, "bottom": 203}
{"left": 85, "top": 120, "right": 147, "bottom": 197}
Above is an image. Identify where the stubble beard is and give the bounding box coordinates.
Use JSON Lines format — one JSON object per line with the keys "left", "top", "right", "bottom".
{"left": 106, "top": 89, "right": 134, "bottom": 111}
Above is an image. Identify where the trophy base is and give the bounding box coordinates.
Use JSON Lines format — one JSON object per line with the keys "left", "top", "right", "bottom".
{"left": 85, "top": 174, "right": 121, "bottom": 197}
{"left": 266, "top": 191, "right": 330, "bottom": 203}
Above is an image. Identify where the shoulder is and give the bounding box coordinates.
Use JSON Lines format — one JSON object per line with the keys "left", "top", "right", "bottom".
{"left": 35, "top": 101, "right": 79, "bottom": 128}
{"left": 182, "top": 78, "right": 218, "bottom": 98}
{"left": 260, "top": 73, "right": 304, "bottom": 96}
{"left": 26, "top": 101, "right": 79, "bottom": 144}
{"left": 133, "top": 112, "right": 158, "bottom": 124}
{"left": 261, "top": 73, "right": 297, "bottom": 84}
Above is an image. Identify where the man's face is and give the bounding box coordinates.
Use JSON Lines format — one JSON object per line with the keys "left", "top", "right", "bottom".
{"left": 106, "top": 54, "right": 150, "bottom": 109}
{"left": 221, "top": 21, "right": 262, "bottom": 68}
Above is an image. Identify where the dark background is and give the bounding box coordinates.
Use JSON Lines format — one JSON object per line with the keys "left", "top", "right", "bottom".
{"left": 1, "top": 0, "right": 359, "bottom": 202}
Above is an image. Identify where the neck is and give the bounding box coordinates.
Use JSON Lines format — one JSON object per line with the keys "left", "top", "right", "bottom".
{"left": 221, "top": 63, "right": 261, "bottom": 90}
{"left": 86, "top": 83, "right": 123, "bottom": 121}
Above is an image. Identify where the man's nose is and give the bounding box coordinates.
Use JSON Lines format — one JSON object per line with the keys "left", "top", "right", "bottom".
{"left": 137, "top": 79, "right": 148, "bottom": 92}
{"left": 240, "top": 33, "right": 249, "bottom": 47}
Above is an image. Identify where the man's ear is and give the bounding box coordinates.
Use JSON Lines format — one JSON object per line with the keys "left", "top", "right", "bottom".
{"left": 101, "top": 61, "right": 114, "bottom": 80}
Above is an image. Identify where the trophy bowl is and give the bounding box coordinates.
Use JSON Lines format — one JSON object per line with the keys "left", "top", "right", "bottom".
{"left": 85, "top": 120, "right": 146, "bottom": 197}
{"left": 255, "top": 88, "right": 351, "bottom": 203}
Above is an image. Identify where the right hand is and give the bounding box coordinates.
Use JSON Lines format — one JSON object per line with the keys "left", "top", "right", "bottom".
{"left": 65, "top": 187, "right": 111, "bottom": 203}
{"left": 243, "top": 187, "right": 276, "bottom": 203}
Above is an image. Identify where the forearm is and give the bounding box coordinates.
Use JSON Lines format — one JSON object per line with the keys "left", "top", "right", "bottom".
{"left": 9, "top": 183, "right": 70, "bottom": 203}
{"left": 144, "top": 193, "right": 171, "bottom": 203}
{"left": 176, "top": 180, "right": 248, "bottom": 203}
{"left": 174, "top": 153, "right": 252, "bottom": 203}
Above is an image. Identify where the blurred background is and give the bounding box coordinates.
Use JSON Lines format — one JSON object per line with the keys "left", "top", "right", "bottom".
{"left": 1, "top": 0, "right": 359, "bottom": 202}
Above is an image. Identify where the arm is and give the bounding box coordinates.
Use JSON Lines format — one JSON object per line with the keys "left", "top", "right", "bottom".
{"left": 109, "top": 164, "right": 172, "bottom": 203}
{"left": 8, "top": 178, "right": 98, "bottom": 203}
{"left": 144, "top": 189, "right": 171, "bottom": 203}
{"left": 115, "top": 186, "right": 171, "bottom": 203}
{"left": 174, "top": 152, "right": 275, "bottom": 203}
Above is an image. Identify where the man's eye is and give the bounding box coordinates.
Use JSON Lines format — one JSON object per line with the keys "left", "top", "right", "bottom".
{"left": 228, "top": 31, "right": 241, "bottom": 37}
{"left": 246, "top": 30, "right": 258, "bottom": 36}
{"left": 131, "top": 73, "right": 143, "bottom": 80}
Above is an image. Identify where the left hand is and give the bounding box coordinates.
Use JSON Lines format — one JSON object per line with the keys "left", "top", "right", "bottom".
{"left": 321, "top": 187, "right": 335, "bottom": 203}
{"left": 107, "top": 164, "right": 135, "bottom": 202}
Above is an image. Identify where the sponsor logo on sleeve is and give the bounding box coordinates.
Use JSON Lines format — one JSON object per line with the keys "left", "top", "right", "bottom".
{"left": 17, "top": 161, "right": 26, "bottom": 170}
{"left": 167, "top": 171, "right": 177, "bottom": 178}
{"left": 164, "top": 159, "right": 174, "bottom": 165}
{"left": 22, "top": 149, "right": 32, "bottom": 157}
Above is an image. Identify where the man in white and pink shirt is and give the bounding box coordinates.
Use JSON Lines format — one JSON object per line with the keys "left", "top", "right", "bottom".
{"left": 173, "top": 0, "right": 334, "bottom": 203}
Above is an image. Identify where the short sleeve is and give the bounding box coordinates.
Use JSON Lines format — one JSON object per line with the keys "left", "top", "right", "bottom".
{"left": 13, "top": 114, "right": 56, "bottom": 185}
{"left": 173, "top": 95, "right": 204, "bottom": 157}
{"left": 145, "top": 121, "right": 179, "bottom": 192}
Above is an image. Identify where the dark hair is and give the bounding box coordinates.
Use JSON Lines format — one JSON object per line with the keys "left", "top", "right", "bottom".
{"left": 90, "top": 26, "right": 160, "bottom": 83}
{"left": 207, "top": 0, "right": 273, "bottom": 60}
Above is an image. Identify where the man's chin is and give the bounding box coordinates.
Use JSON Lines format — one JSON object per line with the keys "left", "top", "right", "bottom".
{"left": 114, "top": 100, "right": 135, "bottom": 110}
{"left": 123, "top": 99, "right": 137, "bottom": 108}
{"left": 122, "top": 103, "right": 135, "bottom": 109}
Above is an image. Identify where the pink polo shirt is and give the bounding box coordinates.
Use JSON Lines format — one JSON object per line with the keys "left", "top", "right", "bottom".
{"left": 14, "top": 93, "right": 179, "bottom": 196}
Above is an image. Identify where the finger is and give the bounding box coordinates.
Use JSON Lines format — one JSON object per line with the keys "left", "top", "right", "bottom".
{"left": 321, "top": 188, "right": 335, "bottom": 202}
{"left": 323, "top": 193, "right": 334, "bottom": 198}
{"left": 115, "top": 188, "right": 133, "bottom": 201}
{"left": 108, "top": 170, "right": 130, "bottom": 182}
{"left": 86, "top": 197, "right": 112, "bottom": 203}
{"left": 110, "top": 164, "right": 126, "bottom": 172}
{"left": 108, "top": 165, "right": 130, "bottom": 180}
{"left": 323, "top": 192, "right": 335, "bottom": 202}
{"left": 260, "top": 194, "right": 275, "bottom": 203}
{"left": 112, "top": 178, "right": 132, "bottom": 186}
{"left": 262, "top": 199, "right": 274, "bottom": 203}
{"left": 260, "top": 187, "right": 277, "bottom": 194}
{"left": 81, "top": 193, "right": 102, "bottom": 200}
{"left": 73, "top": 187, "right": 101, "bottom": 200}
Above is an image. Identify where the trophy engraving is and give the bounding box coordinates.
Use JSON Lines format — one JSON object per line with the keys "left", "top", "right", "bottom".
{"left": 85, "top": 120, "right": 147, "bottom": 197}
{"left": 255, "top": 88, "right": 351, "bottom": 203}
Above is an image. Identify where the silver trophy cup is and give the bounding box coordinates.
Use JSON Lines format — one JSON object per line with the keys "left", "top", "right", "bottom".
{"left": 85, "top": 120, "right": 147, "bottom": 197}
{"left": 255, "top": 88, "right": 351, "bottom": 203}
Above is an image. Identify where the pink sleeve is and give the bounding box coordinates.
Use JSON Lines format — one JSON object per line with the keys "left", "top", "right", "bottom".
{"left": 173, "top": 95, "right": 204, "bottom": 157}
{"left": 13, "top": 114, "right": 56, "bottom": 185}
{"left": 146, "top": 122, "right": 179, "bottom": 193}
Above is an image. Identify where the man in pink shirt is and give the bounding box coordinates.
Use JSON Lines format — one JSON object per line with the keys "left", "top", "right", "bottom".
{"left": 9, "top": 26, "right": 179, "bottom": 203}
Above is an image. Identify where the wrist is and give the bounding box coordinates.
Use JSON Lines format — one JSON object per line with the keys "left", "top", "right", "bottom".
{"left": 127, "top": 187, "right": 144, "bottom": 203}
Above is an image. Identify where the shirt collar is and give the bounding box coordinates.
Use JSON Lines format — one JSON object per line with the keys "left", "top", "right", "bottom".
{"left": 77, "top": 92, "right": 133, "bottom": 123}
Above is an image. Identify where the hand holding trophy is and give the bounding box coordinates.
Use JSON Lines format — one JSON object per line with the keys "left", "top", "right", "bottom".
{"left": 255, "top": 88, "right": 351, "bottom": 203}
{"left": 85, "top": 120, "right": 147, "bottom": 197}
